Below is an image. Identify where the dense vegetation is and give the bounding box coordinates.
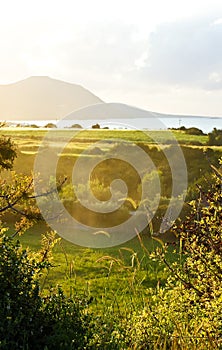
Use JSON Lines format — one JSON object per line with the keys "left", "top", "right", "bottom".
{"left": 208, "top": 128, "right": 222, "bottom": 146}
{"left": 0, "top": 128, "right": 222, "bottom": 348}
{"left": 170, "top": 125, "right": 206, "bottom": 136}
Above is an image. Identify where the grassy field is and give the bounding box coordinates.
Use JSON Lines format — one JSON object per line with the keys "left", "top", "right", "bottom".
{"left": 1, "top": 127, "right": 222, "bottom": 348}
{"left": 12, "top": 223, "right": 171, "bottom": 314}
{"left": 0, "top": 127, "right": 209, "bottom": 146}
{"left": 0, "top": 127, "right": 211, "bottom": 178}
{"left": 1, "top": 128, "right": 220, "bottom": 312}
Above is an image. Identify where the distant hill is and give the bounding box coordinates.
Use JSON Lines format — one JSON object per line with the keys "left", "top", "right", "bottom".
{"left": 61, "top": 102, "right": 215, "bottom": 130}
{"left": 0, "top": 76, "right": 215, "bottom": 124}
{"left": 66, "top": 102, "right": 165, "bottom": 120}
{"left": 0, "top": 76, "right": 103, "bottom": 120}
{"left": 65, "top": 102, "right": 209, "bottom": 121}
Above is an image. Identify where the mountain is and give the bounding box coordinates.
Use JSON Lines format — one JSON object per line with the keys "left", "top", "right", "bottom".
{"left": 0, "top": 76, "right": 212, "bottom": 123}
{"left": 63, "top": 102, "right": 213, "bottom": 130}
{"left": 65, "top": 102, "right": 207, "bottom": 120}
{"left": 0, "top": 76, "right": 103, "bottom": 120}
{"left": 66, "top": 102, "right": 166, "bottom": 120}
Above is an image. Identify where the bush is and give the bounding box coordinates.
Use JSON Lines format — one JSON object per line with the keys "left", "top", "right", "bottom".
{"left": 0, "top": 133, "right": 92, "bottom": 349}
{"left": 208, "top": 128, "right": 222, "bottom": 146}
{"left": 0, "top": 136, "right": 17, "bottom": 170}
{"left": 125, "top": 159, "right": 222, "bottom": 348}
{"left": 0, "top": 232, "right": 44, "bottom": 349}
{"left": 92, "top": 123, "right": 100, "bottom": 129}
{"left": 44, "top": 123, "right": 57, "bottom": 128}
{"left": 0, "top": 232, "right": 92, "bottom": 349}
{"left": 185, "top": 127, "right": 204, "bottom": 135}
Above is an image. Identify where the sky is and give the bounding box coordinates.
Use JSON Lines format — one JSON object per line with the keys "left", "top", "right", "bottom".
{"left": 1, "top": 0, "right": 222, "bottom": 116}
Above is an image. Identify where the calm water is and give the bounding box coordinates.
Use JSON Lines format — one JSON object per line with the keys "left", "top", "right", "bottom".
{"left": 159, "top": 117, "right": 222, "bottom": 133}
{"left": 10, "top": 117, "right": 222, "bottom": 133}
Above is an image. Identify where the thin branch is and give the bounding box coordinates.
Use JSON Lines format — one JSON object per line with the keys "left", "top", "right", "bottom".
{"left": 27, "top": 177, "right": 67, "bottom": 199}
{"left": 0, "top": 179, "right": 33, "bottom": 213}
{"left": 162, "top": 257, "right": 203, "bottom": 297}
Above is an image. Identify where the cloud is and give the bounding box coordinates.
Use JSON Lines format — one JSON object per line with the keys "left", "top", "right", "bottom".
{"left": 139, "top": 16, "right": 222, "bottom": 90}
{"left": 1, "top": 6, "right": 222, "bottom": 115}
{"left": 44, "top": 22, "right": 147, "bottom": 90}
{"left": 0, "top": 18, "right": 147, "bottom": 87}
{"left": 1, "top": 9, "right": 222, "bottom": 94}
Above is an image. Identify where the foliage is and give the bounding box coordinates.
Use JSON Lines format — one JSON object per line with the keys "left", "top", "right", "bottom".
{"left": 0, "top": 232, "right": 92, "bottom": 349}
{"left": 92, "top": 123, "right": 100, "bottom": 129}
{"left": 29, "top": 124, "right": 39, "bottom": 128}
{"left": 123, "top": 159, "right": 222, "bottom": 349}
{"left": 0, "top": 128, "right": 209, "bottom": 146}
{"left": 185, "top": 127, "right": 204, "bottom": 135}
{"left": 208, "top": 127, "right": 222, "bottom": 146}
{"left": 86, "top": 158, "right": 222, "bottom": 349}
{"left": 170, "top": 126, "right": 205, "bottom": 136}
{"left": 44, "top": 123, "right": 57, "bottom": 128}
{"left": 1, "top": 128, "right": 222, "bottom": 349}
{"left": 0, "top": 136, "right": 17, "bottom": 170}
{"left": 69, "top": 123, "right": 83, "bottom": 129}
{"left": 0, "top": 135, "right": 92, "bottom": 349}
{"left": 0, "top": 231, "right": 46, "bottom": 349}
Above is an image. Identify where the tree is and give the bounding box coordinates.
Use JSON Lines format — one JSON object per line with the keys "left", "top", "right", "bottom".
{"left": 70, "top": 123, "right": 83, "bottom": 129}
{"left": 185, "top": 127, "right": 204, "bottom": 135}
{"left": 208, "top": 127, "right": 222, "bottom": 145}
{"left": 44, "top": 123, "right": 57, "bottom": 128}
{"left": 29, "top": 124, "right": 39, "bottom": 128}
{"left": 0, "top": 136, "right": 17, "bottom": 170}
{"left": 92, "top": 123, "right": 100, "bottom": 129}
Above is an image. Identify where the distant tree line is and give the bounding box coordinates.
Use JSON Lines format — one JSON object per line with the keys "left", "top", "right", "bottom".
{"left": 170, "top": 126, "right": 222, "bottom": 146}
{"left": 169, "top": 126, "right": 205, "bottom": 136}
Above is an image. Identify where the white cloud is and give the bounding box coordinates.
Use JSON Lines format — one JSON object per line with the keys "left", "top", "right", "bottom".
{"left": 209, "top": 72, "right": 222, "bottom": 83}
{"left": 137, "top": 16, "right": 222, "bottom": 91}
{"left": 211, "top": 18, "right": 222, "bottom": 25}
{"left": 1, "top": 1, "right": 222, "bottom": 115}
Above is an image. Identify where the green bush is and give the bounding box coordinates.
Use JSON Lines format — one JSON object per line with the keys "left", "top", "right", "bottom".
{"left": 0, "top": 132, "right": 92, "bottom": 349}
{"left": 0, "top": 232, "right": 44, "bottom": 349}
{"left": 208, "top": 128, "right": 222, "bottom": 146}
{"left": 124, "top": 159, "right": 222, "bottom": 349}
{"left": 2, "top": 127, "right": 222, "bottom": 349}
{"left": 0, "top": 232, "right": 92, "bottom": 349}
{"left": 184, "top": 127, "right": 204, "bottom": 135}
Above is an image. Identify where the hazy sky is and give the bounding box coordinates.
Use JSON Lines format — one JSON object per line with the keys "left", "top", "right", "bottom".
{"left": 1, "top": 0, "right": 222, "bottom": 116}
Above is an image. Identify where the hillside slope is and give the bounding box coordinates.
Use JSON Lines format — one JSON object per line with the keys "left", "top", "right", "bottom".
{"left": 0, "top": 76, "right": 103, "bottom": 120}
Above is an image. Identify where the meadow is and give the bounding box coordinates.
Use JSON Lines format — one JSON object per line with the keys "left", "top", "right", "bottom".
{"left": 1, "top": 128, "right": 219, "bottom": 290}
{"left": 1, "top": 128, "right": 186, "bottom": 305}
{"left": 0, "top": 127, "right": 209, "bottom": 145}
{"left": 1, "top": 127, "right": 222, "bottom": 348}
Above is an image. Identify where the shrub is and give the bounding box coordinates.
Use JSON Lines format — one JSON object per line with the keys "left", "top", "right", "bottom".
{"left": 0, "top": 232, "right": 44, "bottom": 349}
{"left": 125, "top": 158, "right": 222, "bottom": 348}
{"left": 44, "top": 123, "right": 57, "bottom": 128}
{"left": 185, "top": 127, "right": 204, "bottom": 135}
{"left": 0, "top": 132, "right": 92, "bottom": 349}
{"left": 208, "top": 128, "right": 222, "bottom": 146}
{"left": 92, "top": 123, "right": 100, "bottom": 129}
{"left": 0, "top": 232, "right": 92, "bottom": 349}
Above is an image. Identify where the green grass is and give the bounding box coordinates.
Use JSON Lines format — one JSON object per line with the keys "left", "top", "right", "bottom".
{"left": 0, "top": 127, "right": 216, "bottom": 312}
{"left": 0, "top": 127, "right": 208, "bottom": 145}
{"left": 0, "top": 128, "right": 210, "bottom": 179}
{"left": 1, "top": 127, "right": 222, "bottom": 348}
{"left": 14, "top": 223, "right": 170, "bottom": 312}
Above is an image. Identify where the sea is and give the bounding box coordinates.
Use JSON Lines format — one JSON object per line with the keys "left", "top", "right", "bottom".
{"left": 9, "top": 116, "right": 222, "bottom": 134}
